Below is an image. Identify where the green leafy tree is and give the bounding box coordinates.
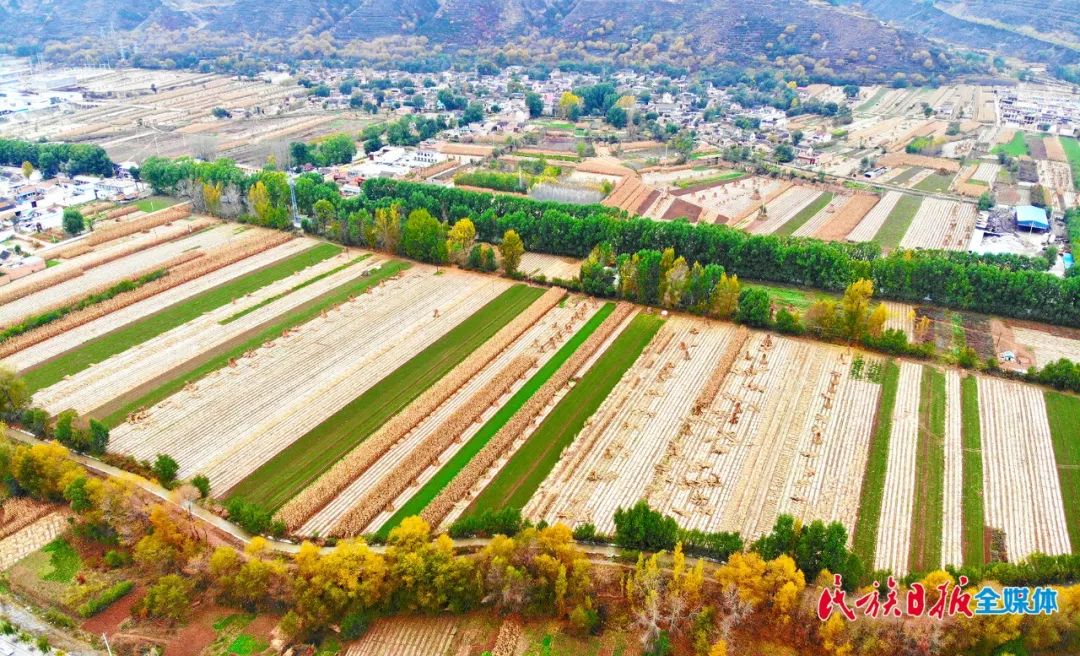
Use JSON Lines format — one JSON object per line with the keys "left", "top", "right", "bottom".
{"left": 152, "top": 454, "right": 180, "bottom": 488}
{"left": 401, "top": 209, "right": 448, "bottom": 264}
{"left": 613, "top": 501, "right": 679, "bottom": 552}
{"left": 525, "top": 92, "right": 543, "bottom": 118}
{"left": 736, "top": 287, "right": 772, "bottom": 327}
{"left": 62, "top": 208, "right": 84, "bottom": 236}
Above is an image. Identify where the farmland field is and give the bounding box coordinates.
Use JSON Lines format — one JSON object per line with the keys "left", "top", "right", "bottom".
{"left": 366, "top": 301, "right": 618, "bottom": 538}
{"left": 977, "top": 377, "right": 1071, "bottom": 561}
{"left": 221, "top": 281, "right": 544, "bottom": 507}
{"left": 16, "top": 241, "right": 341, "bottom": 391}
{"left": 872, "top": 194, "right": 924, "bottom": 249}
{"left": 529, "top": 327, "right": 883, "bottom": 541}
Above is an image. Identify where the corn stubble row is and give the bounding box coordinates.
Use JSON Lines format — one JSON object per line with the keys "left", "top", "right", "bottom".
{"left": 332, "top": 354, "right": 538, "bottom": 535}
{"left": 0, "top": 231, "right": 290, "bottom": 359}
{"left": 276, "top": 286, "right": 566, "bottom": 530}
{"left": 0, "top": 268, "right": 84, "bottom": 307}
{"left": 48, "top": 203, "right": 193, "bottom": 258}
{"left": 418, "top": 303, "right": 635, "bottom": 528}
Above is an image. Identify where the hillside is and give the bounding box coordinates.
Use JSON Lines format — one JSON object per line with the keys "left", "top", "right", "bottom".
{"left": 1, "top": 0, "right": 957, "bottom": 81}
{"left": 854, "top": 0, "right": 1080, "bottom": 66}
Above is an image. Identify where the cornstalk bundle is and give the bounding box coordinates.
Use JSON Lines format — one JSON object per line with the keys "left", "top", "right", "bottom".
{"left": 418, "top": 303, "right": 634, "bottom": 528}
{"left": 50, "top": 203, "right": 193, "bottom": 257}
{"left": 73, "top": 218, "right": 216, "bottom": 270}
{"left": 276, "top": 286, "right": 565, "bottom": 530}
{"left": 331, "top": 354, "right": 537, "bottom": 535}
{"left": 0, "top": 268, "right": 84, "bottom": 307}
{"left": 104, "top": 205, "right": 139, "bottom": 221}
{"left": 0, "top": 231, "right": 291, "bottom": 358}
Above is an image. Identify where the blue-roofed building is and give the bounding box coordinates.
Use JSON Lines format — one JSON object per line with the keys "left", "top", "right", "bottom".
{"left": 1015, "top": 205, "right": 1050, "bottom": 231}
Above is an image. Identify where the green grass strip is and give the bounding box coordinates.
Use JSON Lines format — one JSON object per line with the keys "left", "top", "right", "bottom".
{"left": 774, "top": 192, "right": 834, "bottom": 237}
{"left": 853, "top": 360, "right": 900, "bottom": 568}
{"left": 40, "top": 539, "right": 80, "bottom": 583}
{"left": 872, "top": 194, "right": 923, "bottom": 250}
{"left": 913, "top": 172, "right": 954, "bottom": 194}
{"left": 1044, "top": 391, "right": 1080, "bottom": 554}
{"left": 226, "top": 283, "right": 547, "bottom": 510}
{"left": 992, "top": 131, "right": 1029, "bottom": 158}
{"left": 100, "top": 259, "right": 408, "bottom": 429}
{"left": 1060, "top": 137, "right": 1080, "bottom": 191}
{"left": 461, "top": 312, "right": 664, "bottom": 520}
{"left": 377, "top": 302, "right": 618, "bottom": 537}
{"left": 135, "top": 196, "right": 181, "bottom": 213}
{"left": 856, "top": 87, "right": 889, "bottom": 113}
{"left": 673, "top": 171, "right": 745, "bottom": 189}
{"left": 889, "top": 167, "right": 925, "bottom": 185}
{"left": 219, "top": 254, "right": 369, "bottom": 325}
{"left": 908, "top": 366, "right": 946, "bottom": 573}
{"left": 961, "top": 375, "right": 985, "bottom": 567}
{"left": 25, "top": 242, "right": 343, "bottom": 392}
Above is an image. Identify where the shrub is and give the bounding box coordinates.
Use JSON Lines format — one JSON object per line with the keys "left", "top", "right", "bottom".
{"left": 77, "top": 580, "right": 134, "bottom": 617}
{"left": 191, "top": 474, "right": 211, "bottom": 499}
{"left": 104, "top": 550, "right": 131, "bottom": 569}
{"left": 448, "top": 507, "right": 523, "bottom": 538}
{"left": 613, "top": 501, "right": 678, "bottom": 552}
{"left": 224, "top": 498, "right": 285, "bottom": 537}
{"left": 152, "top": 454, "right": 179, "bottom": 488}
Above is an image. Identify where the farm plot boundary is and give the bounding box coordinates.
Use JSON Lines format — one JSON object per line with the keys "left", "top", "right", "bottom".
{"left": 99, "top": 259, "right": 408, "bottom": 428}
{"left": 23, "top": 242, "right": 343, "bottom": 392}
{"left": 224, "top": 284, "right": 547, "bottom": 510}
{"left": 908, "top": 367, "right": 946, "bottom": 573}
{"left": 372, "top": 302, "right": 618, "bottom": 538}
{"left": 468, "top": 312, "right": 665, "bottom": 519}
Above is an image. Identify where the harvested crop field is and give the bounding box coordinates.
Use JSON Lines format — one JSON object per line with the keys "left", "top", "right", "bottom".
{"left": 899, "top": 198, "right": 977, "bottom": 251}
{"left": 529, "top": 325, "right": 883, "bottom": 541}
{"left": 346, "top": 616, "right": 465, "bottom": 656}
{"left": 517, "top": 252, "right": 583, "bottom": 281}
{"left": 6, "top": 238, "right": 325, "bottom": 376}
{"left": 109, "top": 267, "right": 516, "bottom": 490}
{"left": 32, "top": 251, "right": 381, "bottom": 416}
{"left": 811, "top": 194, "right": 880, "bottom": 241}
{"left": 977, "top": 376, "right": 1071, "bottom": 561}
{"left": 295, "top": 293, "right": 604, "bottom": 536}
{"left": 680, "top": 176, "right": 785, "bottom": 223}
{"left": 227, "top": 283, "right": 548, "bottom": 511}
{"left": 1010, "top": 326, "right": 1080, "bottom": 368}
{"left": 744, "top": 186, "right": 822, "bottom": 234}
{"left": 0, "top": 221, "right": 248, "bottom": 329}
{"left": 873, "top": 362, "right": 922, "bottom": 576}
